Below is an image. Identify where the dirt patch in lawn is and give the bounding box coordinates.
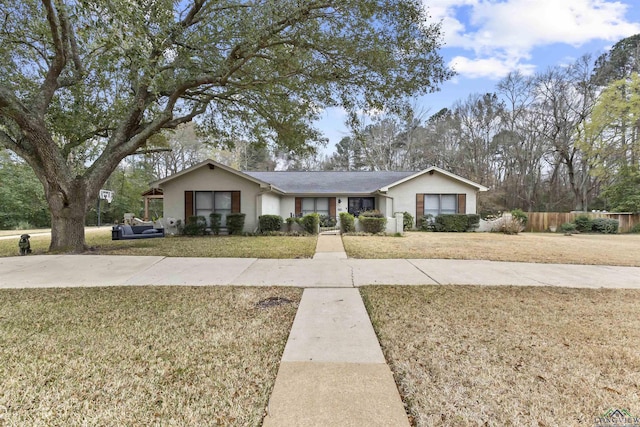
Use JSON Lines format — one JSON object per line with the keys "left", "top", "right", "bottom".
{"left": 0, "top": 286, "right": 301, "bottom": 426}
{"left": 344, "top": 232, "right": 640, "bottom": 266}
{"left": 361, "top": 286, "right": 640, "bottom": 427}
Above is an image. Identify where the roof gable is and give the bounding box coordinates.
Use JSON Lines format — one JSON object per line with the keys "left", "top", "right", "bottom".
{"left": 379, "top": 166, "right": 489, "bottom": 192}
{"left": 152, "top": 159, "right": 278, "bottom": 190}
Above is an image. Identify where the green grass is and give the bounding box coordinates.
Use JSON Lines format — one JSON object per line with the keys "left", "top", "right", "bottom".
{"left": 362, "top": 286, "right": 640, "bottom": 426}
{"left": 0, "top": 228, "right": 317, "bottom": 258}
{"left": 0, "top": 286, "right": 302, "bottom": 426}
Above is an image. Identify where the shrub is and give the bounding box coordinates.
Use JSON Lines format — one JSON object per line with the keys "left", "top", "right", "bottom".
{"left": 339, "top": 212, "right": 355, "bottom": 233}
{"left": 591, "top": 218, "right": 619, "bottom": 234}
{"left": 560, "top": 222, "right": 577, "bottom": 234}
{"left": 467, "top": 214, "right": 480, "bottom": 231}
{"left": 497, "top": 216, "right": 523, "bottom": 235}
{"left": 209, "top": 213, "right": 222, "bottom": 235}
{"left": 511, "top": 209, "right": 528, "bottom": 226}
{"left": 183, "top": 216, "right": 207, "bottom": 235}
{"left": 259, "top": 215, "right": 283, "bottom": 233}
{"left": 574, "top": 214, "right": 592, "bottom": 232}
{"left": 631, "top": 223, "right": 640, "bottom": 234}
{"left": 226, "top": 213, "right": 246, "bottom": 235}
{"left": 432, "top": 214, "right": 476, "bottom": 232}
{"left": 319, "top": 215, "right": 337, "bottom": 228}
{"left": 359, "top": 210, "right": 384, "bottom": 218}
{"left": 402, "top": 212, "right": 414, "bottom": 231}
{"left": 419, "top": 214, "right": 435, "bottom": 231}
{"left": 359, "top": 211, "right": 387, "bottom": 233}
{"left": 300, "top": 213, "right": 320, "bottom": 234}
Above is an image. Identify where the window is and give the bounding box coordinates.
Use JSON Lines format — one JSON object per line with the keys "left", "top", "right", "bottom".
{"left": 424, "top": 194, "right": 457, "bottom": 216}
{"left": 301, "top": 197, "right": 329, "bottom": 216}
{"left": 195, "top": 191, "right": 233, "bottom": 226}
{"left": 348, "top": 197, "right": 375, "bottom": 216}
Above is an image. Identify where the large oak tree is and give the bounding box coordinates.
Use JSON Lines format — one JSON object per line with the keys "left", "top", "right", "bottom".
{"left": 0, "top": 0, "right": 452, "bottom": 251}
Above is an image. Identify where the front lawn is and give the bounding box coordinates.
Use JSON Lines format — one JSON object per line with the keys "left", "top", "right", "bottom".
{"left": 362, "top": 286, "right": 640, "bottom": 426}
{"left": 0, "top": 228, "right": 317, "bottom": 258}
{"left": 344, "top": 232, "right": 640, "bottom": 266}
{"left": 0, "top": 286, "right": 301, "bottom": 426}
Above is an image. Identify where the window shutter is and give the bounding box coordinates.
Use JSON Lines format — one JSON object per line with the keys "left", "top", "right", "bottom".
{"left": 457, "top": 194, "right": 466, "bottom": 214}
{"left": 329, "top": 197, "right": 336, "bottom": 218}
{"left": 416, "top": 194, "right": 424, "bottom": 227}
{"left": 231, "top": 191, "right": 241, "bottom": 213}
{"left": 295, "top": 197, "right": 302, "bottom": 216}
{"left": 185, "top": 191, "right": 194, "bottom": 219}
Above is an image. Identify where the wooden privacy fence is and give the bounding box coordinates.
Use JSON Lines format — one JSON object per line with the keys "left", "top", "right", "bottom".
{"left": 525, "top": 212, "right": 640, "bottom": 233}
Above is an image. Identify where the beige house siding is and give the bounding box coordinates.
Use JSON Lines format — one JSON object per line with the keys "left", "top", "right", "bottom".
{"left": 386, "top": 171, "right": 479, "bottom": 226}
{"left": 280, "top": 196, "right": 296, "bottom": 218}
{"left": 259, "top": 192, "right": 281, "bottom": 217}
{"left": 160, "top": 165, "right": 263, "bottom": 231}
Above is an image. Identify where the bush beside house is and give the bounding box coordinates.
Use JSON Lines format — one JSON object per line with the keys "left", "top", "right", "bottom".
{"left": 358, "top": 210, "right": 387, "bottom": 234}
{"left": 420, "top": 214, "right": 480, "bottom": 232}
{"left": 183, "top": 216, "right": 207, "bottom": 235}
{"left": 226, "top": 213, "right": 246, "bottom": 235}
{"left": 339, "top": 212, "right": 356, "bottom": 233}
{"left": 259, "top": 215, "right": 283, "bottom": 233}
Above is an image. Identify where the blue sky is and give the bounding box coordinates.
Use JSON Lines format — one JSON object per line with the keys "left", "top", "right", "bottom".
{"left": 316, "top": 0, "right": 640, "bottom": 155}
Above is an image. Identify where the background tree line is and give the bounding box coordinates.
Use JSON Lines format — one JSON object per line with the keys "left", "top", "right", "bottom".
{"left": 315, "top": 34, "right": 640, "bottom": 215}
{"left": 2, "top": 33, "right": 639, "bottom": 229}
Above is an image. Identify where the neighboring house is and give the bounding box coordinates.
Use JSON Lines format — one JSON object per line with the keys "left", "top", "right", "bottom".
{"left": 152, "top": 159, "right": 488, "bottom": 231}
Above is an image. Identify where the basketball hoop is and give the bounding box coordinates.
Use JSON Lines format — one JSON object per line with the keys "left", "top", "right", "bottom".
{"left": 99, "top": 189, "right": 114, "bottom": 203}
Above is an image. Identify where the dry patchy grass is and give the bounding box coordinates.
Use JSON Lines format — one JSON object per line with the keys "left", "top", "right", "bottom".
{"left": 362, "top": 286, "right": 640, "bottom": 427}
{"left": 0, "top": 286, "right": 301, "bottom": 426}
{"left": 0, "top": 228, "right": 317, "bottom": 258}
{"left": 344, "top": 232, "right": 640, "bottom": 266}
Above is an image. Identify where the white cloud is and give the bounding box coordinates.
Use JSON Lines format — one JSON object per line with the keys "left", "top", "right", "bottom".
{"left": 449, "top": 55, "right": 536, "bottom": 79}
{"left": 424, "top": 0, "right": 640, "bottom": 78}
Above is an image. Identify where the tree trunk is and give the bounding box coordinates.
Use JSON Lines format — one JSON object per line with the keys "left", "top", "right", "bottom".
{"left": 47, "top": 179, "right": 90, "bottom": 253}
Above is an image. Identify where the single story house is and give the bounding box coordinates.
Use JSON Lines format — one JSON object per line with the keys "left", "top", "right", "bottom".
{"left": 152, "top": 159, "right": 488, "bottom": 231}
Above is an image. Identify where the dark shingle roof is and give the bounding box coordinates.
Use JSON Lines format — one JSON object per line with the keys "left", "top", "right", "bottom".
{"left": 244, "top": 171, "right": 416, "bottom": 194}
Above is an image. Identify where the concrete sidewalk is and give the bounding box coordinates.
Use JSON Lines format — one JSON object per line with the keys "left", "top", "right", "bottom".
{"left": 2, "top": 255, "right": 640, "bottom": 289}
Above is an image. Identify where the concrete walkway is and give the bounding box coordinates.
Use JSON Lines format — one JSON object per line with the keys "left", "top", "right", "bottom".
{"left": 264, "top": 232, "right": 409, "bottom": 425}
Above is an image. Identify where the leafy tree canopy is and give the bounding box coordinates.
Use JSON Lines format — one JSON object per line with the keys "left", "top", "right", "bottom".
{"left": 0, "top": 0, "right": 452, "bottom": 251}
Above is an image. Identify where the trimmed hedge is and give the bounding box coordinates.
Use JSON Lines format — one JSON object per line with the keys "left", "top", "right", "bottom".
{"left": 300, "top": 213, "right": 320, "bottom": 234}
{"left": 339, "top": 212, "right": 355, "bottom": 233}
{"left": 259, "top": 215, "right": 283, "bottom": 233}
{"left": 359, "top": 210, "right": 387, "bottom": 233}
{"left": 574, "top": 214, "right": 592, "bottom": 232}
{"left": 226, "top": 213, "right": 246, "bottom": 235}
{"left": 423, "top": 214, "right": 480, "bottom": 232}
{"left": 183, "top": 215, "right": 207, "bottom": 235}
{"left": 591, "top": 218, "right": 619, "bottom": 234}
{"left": 209, "top": 213, "right": 222, "bottom": 235}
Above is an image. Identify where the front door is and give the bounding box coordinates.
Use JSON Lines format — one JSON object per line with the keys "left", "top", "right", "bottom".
{"left": 348, "top": 197, "right": 375, "bottom": 216}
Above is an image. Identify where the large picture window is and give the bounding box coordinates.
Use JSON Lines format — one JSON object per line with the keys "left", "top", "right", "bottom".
{"left": 195, "top": 191, "right": 233, "bottom": 225}
{"left": 424, "top": 194, "right": 457, "bottom": 216}
{"left": 301, "top": 197, "right": 329, "bottom": 216}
